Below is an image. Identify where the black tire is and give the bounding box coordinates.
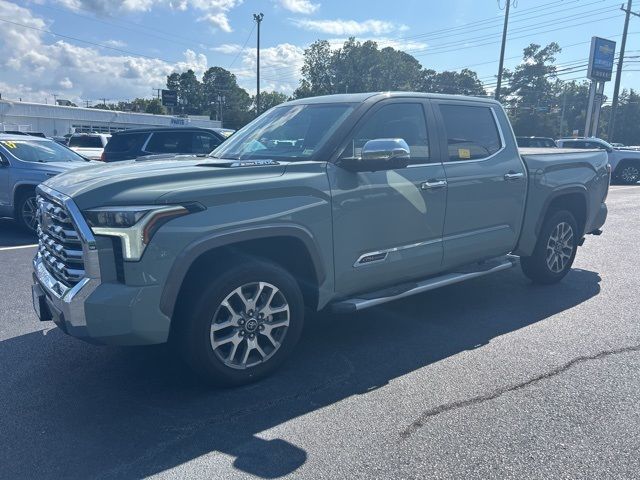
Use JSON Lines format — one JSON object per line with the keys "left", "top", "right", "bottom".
{"left": 615, "top": 161, "right": 640, "bottom": 185}
{"left": 178, "top": 259, "right": 305, "bottom": 386}
{"left": 520, "top": 210, "right": 579, "bottom": 285}
{"left": 15, "top": 191, "right": 38, "bottom": 233}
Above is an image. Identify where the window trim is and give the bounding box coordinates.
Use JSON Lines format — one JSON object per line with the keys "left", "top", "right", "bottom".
{"left": 436, "top": 103, "right": 506, "bottom": 165}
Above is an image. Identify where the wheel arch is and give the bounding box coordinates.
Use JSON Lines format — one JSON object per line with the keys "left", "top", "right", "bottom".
{"left": 537, "top": 188, "right": 588, "bottom": 238}
{"left": 12, "top": 182, "right": 39, "bottom": 216}
{"left": 161, "top": 225, "right": 326, "bottom": 322}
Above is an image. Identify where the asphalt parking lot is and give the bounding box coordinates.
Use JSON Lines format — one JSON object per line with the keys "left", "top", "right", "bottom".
{"left": 1, "top": 185, "right": 639, "bottom": 479}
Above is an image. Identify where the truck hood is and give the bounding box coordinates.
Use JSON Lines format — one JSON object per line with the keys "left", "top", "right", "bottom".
{"left": 42, "top": 157, "right": 287, "bottom": 209}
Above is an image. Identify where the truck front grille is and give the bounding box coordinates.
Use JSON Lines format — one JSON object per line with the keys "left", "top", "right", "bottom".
{"left": 36, "top": 195, "right": 85, "bottom": 287}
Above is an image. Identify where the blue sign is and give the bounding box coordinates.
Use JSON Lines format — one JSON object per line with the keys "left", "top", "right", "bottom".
{"left": 588, "top": 37, "right": 616, "bottom": 82}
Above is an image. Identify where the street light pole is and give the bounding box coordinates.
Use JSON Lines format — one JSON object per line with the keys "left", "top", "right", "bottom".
{"left": 253, "top": 12, "right": 264, "bottom": 116}
{"left": 495, "top": 0, "right": 512, "bottom": 101}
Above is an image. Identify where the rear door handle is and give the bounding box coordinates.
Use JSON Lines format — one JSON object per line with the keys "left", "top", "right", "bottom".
{"left": 504, "top": 172, "right": 524, "bottom": 181}
{"left": 421, "top": 179, "right": 448, "bottom": 190}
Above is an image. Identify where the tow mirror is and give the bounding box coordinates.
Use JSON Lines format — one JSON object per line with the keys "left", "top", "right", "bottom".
{"left": 339, "top": 138, "right": 411, "bottom": 172}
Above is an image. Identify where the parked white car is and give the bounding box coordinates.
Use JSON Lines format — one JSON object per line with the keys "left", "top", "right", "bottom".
{"left": 556, "top": 137, "right": 640, "bottom": 184}
{"left": 68, "top": 133, "right": 110, "bottom": 161}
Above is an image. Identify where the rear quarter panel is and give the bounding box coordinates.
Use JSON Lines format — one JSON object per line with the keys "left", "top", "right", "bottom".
{"left": 514, "top": 148, "right": 609, "bottom": 256}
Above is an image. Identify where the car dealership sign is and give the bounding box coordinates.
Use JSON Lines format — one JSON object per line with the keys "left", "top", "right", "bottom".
{"left": 587, "top": 37, "right": 616, "bottom": 82}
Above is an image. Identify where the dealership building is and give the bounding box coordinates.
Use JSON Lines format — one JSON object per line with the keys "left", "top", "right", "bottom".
{"left": 0, "top": 100, "right": 222, "bottom": 137}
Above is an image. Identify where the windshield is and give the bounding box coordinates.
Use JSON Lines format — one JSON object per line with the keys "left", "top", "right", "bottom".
{"left": 69, "top": 136, "right": 105, "bottom": 148}
{"left": 211, "top": 103, "right": 355, "bottom": 161}
{"left": 0, "top": 139, "right": 88, "bottom": 162}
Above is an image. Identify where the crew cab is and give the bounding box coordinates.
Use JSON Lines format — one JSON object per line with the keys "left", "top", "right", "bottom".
{"left": 31, "top": 93, "right": 609, "bottom": 385}
{"left": 557, "top": 137, "right": 640, "bottom": 184}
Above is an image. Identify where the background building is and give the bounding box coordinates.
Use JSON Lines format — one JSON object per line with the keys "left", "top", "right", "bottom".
{"left": 0, "top": 100, "right": 222, "bottom": 136}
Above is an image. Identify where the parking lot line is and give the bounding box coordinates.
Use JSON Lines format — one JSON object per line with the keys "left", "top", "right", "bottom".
{"left": 0, "top": 244, "right": 38, "bottom": 252}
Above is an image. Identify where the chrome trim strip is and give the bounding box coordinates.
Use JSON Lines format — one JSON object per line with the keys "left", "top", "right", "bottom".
{"left": 443, "top": 224, "right": 511, "bottom": 242}
{"left": 354, "top": 238, "right": 442, "bottom": 267}
{"left": 353, "top": 225, "right": 510, "bottom": 268}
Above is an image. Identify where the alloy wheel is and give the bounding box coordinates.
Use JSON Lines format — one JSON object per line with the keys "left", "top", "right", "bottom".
{"left": 546, "top": 221, "right": 574, "bottom": 273}
{"left": 621, "top": 165, "right": 639, "bottom": 184}
{"left": 210, "top": 281, "right": 290, "bottom": 369}
{"left": 21, "top": 196, "right": 38, "bottom": 231}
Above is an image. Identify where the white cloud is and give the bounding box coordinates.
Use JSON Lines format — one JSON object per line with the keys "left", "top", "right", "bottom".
{"left": 279, "top": 0, "right": 319, "bottom": 14}
{"left": 55, "top": 0, "right": 242, "bottom": 32}
{"left": 292, "top": 18, "right": 408, "bottom": 36}
{"left": 200, "top": 12, "right": 233, "bottom": 32}
{"left": 103, "top": 39, "right": 127, "bottom": 48}
{"left": 326, "top": 37, "right": 427, "bottom": 53}
{"left": 0, "top": 1, "right": 208, "bottom": 103}
{"left": 211, "top": 43, "right": 243, "bottom": 54}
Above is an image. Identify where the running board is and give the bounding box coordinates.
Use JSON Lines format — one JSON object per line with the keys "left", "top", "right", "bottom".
{"left": 331, "top": 255, "right": 519, "bottom": 313}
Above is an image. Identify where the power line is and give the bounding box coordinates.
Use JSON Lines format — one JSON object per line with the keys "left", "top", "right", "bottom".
{"left": 228, "top": 23, "right": 255, "bottom": 69}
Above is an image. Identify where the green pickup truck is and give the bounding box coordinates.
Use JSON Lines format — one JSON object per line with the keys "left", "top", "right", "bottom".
{"left": 32, "top": 92, "right": 609, "bottom": 385}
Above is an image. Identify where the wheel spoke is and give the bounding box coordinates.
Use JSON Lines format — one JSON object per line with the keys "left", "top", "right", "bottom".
{"left": 211, "top": 319, "right": 235, "bottom": 332}
{"left": 212, "top": 331, "right": 241, "bottom": 349}
{"left": 261, "top": 330, "right": 280, "bottom": 348}
{"left": 262, "top": 305, "right": 289, "bottom": 316}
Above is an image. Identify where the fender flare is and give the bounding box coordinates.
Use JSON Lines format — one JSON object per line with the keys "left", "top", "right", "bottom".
{"left": 159, "top": 223, "right": 326, "bottom": 317}
{"left": 534, "top": 186, "right": 589, "bottom": 236}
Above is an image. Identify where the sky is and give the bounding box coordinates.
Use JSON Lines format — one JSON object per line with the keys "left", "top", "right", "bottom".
{"left": 1, "top": 0, "right": 638, "bottom": 106}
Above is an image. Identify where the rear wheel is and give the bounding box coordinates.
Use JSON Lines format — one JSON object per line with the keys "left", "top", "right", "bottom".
{"left": 178, "top": 259, "right": 305, "bottom": 385}
{"left": 521, "top": 210, "right": 578, "bottom": 284}
{"left": 16, "top": 191, "right": 38, "bottom": 233}
{"left": 616, "top": 161, "right": 640, "bottom": 185}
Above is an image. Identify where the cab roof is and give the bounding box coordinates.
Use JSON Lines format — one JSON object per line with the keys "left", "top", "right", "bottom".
{"left": 285, "top": 91, "right": 501, "bottom": 106}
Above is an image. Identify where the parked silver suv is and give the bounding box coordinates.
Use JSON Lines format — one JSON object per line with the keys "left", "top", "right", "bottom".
{"left": 0, "top": 135, "right": 91, "bottom": 231}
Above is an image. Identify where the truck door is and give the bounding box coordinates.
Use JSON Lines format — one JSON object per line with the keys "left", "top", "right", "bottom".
{"left": 329, "top": 99, "right": 447, "bottom": 297}
{"left": 432, "top": 100, "right": 527, "bottom": 268}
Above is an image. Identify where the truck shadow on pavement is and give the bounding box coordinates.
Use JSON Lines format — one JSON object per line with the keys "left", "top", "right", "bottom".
{"left": 0, "top": 268, "right": 601, "bottom": 479}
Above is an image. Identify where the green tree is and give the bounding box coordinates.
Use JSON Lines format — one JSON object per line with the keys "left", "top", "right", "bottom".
{"left": 294, "top": 40, "right": 334, "bottom": 98}
{"left": 201, "top": 66, "right": 253, "bottom": 129}
{"left": 165, "top": 69, "right": 203, "bottom": 115}
{"left": 420, "top": 68, "right": 486, "bottom": 96}
{"left": 503, "top": 43, "right": 562, "bottom": 137}
{"left": 256, "top": 91, "right": 289, "bottom": 111}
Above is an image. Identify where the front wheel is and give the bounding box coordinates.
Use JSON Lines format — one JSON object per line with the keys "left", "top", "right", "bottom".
{"left": 520, "top": 210, "right": 578, "bottom": 284}
{"left": 16, "top": 192, "right": 38, "bottom": 233}
{"left": 179, "top": 259, "right": 305, "bottom": 386}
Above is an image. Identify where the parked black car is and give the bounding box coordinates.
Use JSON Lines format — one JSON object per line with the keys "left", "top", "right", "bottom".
{"left": 101, "top": 127, "right": 233, "bottom": 162}
{"left": 516, "top": 136, "right": 557, "bottom": 148}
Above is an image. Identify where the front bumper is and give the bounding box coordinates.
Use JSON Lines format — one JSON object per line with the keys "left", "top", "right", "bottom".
{"left": 31, "top": 185, "right": 171, "bottom": 346}
{"left": 33, "top": 254, "right": 171, "bottom": 345}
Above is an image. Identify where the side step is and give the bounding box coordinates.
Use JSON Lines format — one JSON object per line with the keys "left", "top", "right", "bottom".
{"left": 330, "top": 255, "right": 518, "bottom": 313}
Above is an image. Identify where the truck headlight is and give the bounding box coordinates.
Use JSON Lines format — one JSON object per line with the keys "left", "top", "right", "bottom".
{"left": 84, "top": 205, "right": 197, "bottom": 261}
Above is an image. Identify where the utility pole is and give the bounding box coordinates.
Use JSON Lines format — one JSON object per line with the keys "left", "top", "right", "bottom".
{"left": 84, "top": 100, "right": 91, "bottom": 108}
{"left": 495, "top": 0, "right": 512, "bottom": 101}
{"left": 253, "top": 12, "right": 264, "bottom": 115}
{"left": 52, "top": 93, "right": 59, "bottom": 105}
{"left": 153, "top": 88, "right": 162, "bottom": 100}
{"left": 608, "top": 1, "right": 639, "bottom": 141}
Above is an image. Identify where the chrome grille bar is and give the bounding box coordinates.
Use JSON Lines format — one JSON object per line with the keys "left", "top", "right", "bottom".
{"left": 36, "top": 194, "right": 86, "bottom": 288}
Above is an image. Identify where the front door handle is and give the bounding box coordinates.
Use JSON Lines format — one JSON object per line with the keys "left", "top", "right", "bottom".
{"left": 421, "top": 179, "right": 448, "bottom": 190}
{"left": 504, "top": 172, "right": 524, "bottom": 181}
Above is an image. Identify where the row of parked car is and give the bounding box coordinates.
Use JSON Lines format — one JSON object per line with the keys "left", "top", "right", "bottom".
{"left": 0, "top": 127, "right": 234, "bottom": 231}
{"left": 517, "top": 136, "right": 640, "bottom": 185}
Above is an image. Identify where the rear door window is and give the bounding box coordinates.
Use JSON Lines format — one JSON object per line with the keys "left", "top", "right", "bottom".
{"left": 105, "top": 133, "right": 148, "bottom": 152}
{"left": 145, "top": 131, "right": 193, "bottom": 154}
{"left": 439, "top": 104, "right": 502, "bottom": 161}
{"left": 192, "top": 133, "right": 221, "bottom": 154}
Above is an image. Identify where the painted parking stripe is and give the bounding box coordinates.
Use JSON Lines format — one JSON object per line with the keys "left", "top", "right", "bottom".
{"left": 0, "top": 244, "right": 38, "bottom": 251}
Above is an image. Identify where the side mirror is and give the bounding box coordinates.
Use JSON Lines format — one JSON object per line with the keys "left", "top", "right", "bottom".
{"left": 339, "top": 138, "right": 411, "bottom": 172}
{"left": 0, "top": 153, "right": 8, "bottom": 167}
